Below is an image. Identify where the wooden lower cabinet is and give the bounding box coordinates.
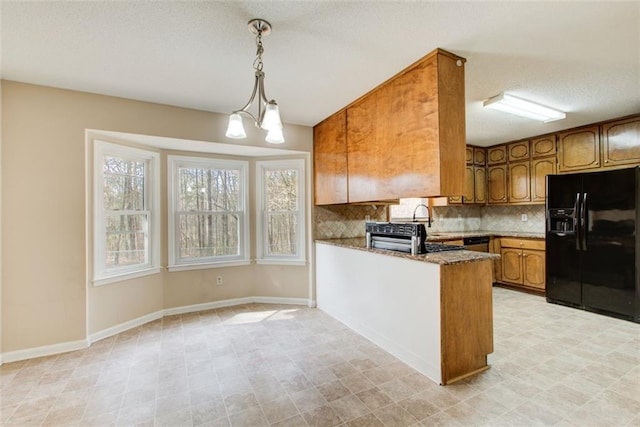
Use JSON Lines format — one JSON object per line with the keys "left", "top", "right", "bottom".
{"left": 490, "top": 237, "right": 501, "bottom": 283}
{"left": 497, "top": 238, "right": 546, "bottom": 292}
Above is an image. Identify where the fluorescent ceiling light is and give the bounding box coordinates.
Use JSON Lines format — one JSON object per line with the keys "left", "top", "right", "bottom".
{"left": 483, "top": 92, "right": 566, "bottom": 123}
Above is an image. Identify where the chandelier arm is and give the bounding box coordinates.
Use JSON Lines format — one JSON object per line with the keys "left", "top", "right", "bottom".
{"left": 233, "top": 72, "right": 261, "bottom": 126}
{"left": 257, "top": 72, "right": 268, "bottom": 125}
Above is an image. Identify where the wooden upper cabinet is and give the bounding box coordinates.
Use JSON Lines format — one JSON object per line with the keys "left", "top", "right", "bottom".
{"left": 488, "top": 164, "right": 508, "bottom": 204}
{"left": 508, "top": 140, "right": 530, "bottom": 162}
{"left": 487, "top": 145, "right": 507, "bottom": 165}
{"left": 474, "top": 147, "right": 486, "bottom": 166}
{"left": 345, "top": 49, "right": 466, "bottom": 203}
{"left": 531, "top": 157, "right": 556, "bottom": 203}
{"left": 557, "top": 125, "right": 600, "bottom": 173}
{"left": 531, "top": 135, "right": 557, "bottom": 158}
{"left": 465, "top": 147, "right": 473, "bottom": 164}
{"left": 474, "top": 166, "right": 487, "bottom": 204}
{"left": 346, "top": 92, "right": 379, "bottom": 203}
{"left": 602, "top": 115, "right": 640, "bottom": 167}
{"left": 508, "top": 161, "right": 531, "bottom": 203}
{"left": 462, "top": 165, "right": 475, "bottom": 203}
{"left": 313, "top": 111, "right": 348, "bottom": 205}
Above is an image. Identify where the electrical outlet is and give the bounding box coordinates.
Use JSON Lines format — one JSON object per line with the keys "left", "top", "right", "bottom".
{"left": 365, "top": 215, "right": 371, "bottom": 222}
{"left": 216, "top": 276, "right": 223, "bottom": 285}
{"left": 521, "top": 214, "right": 528, "bottom": 222}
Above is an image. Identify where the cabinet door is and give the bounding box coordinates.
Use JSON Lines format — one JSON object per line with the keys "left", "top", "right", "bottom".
{"left": 487, "top": 145, "right": 507, "bottom": 165}
{"left": 531, "top": 157, "right": 556, "bottom": 203}
{"left": 601, "top": 116, "right": 640, "bottom": 167}
{"left": 474, "top": 147, "right": 486, "bottom": 166}
{"left": 501, "top": 248, "right": 523, "bottom": 284}
{"left": 557, "top": 125, "right": 600, "bottom": 172}
{"left": 491, "top": 237, "right": 501, "bottom": 283}
{"left": 462, "top": 165, "right": 475, "bottom": 203}
{"left": 465, "top": 146, "right": 473, "bottom": 164}
{"left": 313, "top": 111, "right": 348, "bottom": 205}
{"left": 488, "top": 165, "right": 508, "bottom": 204}
{"left": 508, "top": 161, "right": 531, "bottom": 203}
{"left": 508, "top": 140, "right": 530, "bottom": 162}
{"left": 474, "top": 166, "right": 487, "bottom": 204}
{"left": 346, "top": 93, "right": 379, "bottom": 203}
{"left": 531, "top": 135, "right": 556, "bottom": 158}
{"left": 523, "top": 249, "right": 545, "bottom": 290}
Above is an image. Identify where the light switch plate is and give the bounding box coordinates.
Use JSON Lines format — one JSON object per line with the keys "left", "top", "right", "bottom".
{"left": 521, "top": 214, "right": 528, "bottom": 222}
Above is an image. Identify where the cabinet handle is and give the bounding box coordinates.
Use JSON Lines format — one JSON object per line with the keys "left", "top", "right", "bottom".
{"left": 605, "top": 160, "right": 609, "bottom": 163}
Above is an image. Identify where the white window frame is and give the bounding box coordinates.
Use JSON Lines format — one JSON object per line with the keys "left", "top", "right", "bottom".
{"left": 256, "top": 158, "right": 306, "bottom": 265}
{"left": 93, "top": 141, "right": 161, "bottom": 285}
{"left": 168, "top": 156, "right": 250, "bottom": 271}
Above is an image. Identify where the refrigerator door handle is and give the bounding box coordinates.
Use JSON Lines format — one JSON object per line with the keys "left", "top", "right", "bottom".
{"left": 574, "top": 192, "right": 581, "bottom": 251}
{"left": 582, "top": 192, "right": 588, "bottom": 251}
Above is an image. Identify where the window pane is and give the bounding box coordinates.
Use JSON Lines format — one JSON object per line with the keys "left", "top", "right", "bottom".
{"left": 178, "top": 167, "right": 240, "bottom": 212}
{"left": 103, "top": 156, "right": 145, "bottom": 210}
{"left": 178, "top": 213, "right": 239, "bottom": 259}
{"left": 105, "top": 214, "right": 147, "bottom": 268}
{"left": 266, "top": 169, "right": 298, "bottom": 211}
{"left": 103, "top": 174, "right": 145, "bottom": 210}
{"left": 266, "top": 213, "right": 297, "bottom": 255}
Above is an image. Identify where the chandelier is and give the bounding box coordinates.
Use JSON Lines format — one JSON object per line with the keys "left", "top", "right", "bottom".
{"left": 225, "top": 19, "right": 284, "bottom": 144}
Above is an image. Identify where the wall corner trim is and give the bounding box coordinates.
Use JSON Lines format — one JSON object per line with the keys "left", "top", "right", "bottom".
{"left": 0, "top": 296, "right": 313, "bottom": 364}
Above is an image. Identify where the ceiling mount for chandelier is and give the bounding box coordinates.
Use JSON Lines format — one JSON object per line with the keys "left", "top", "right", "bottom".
{"left": 225, "top": 18, "right": 284, "bottom": 144}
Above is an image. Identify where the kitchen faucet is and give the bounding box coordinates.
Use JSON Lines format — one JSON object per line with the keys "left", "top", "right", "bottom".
{"left": 412, "top": 203, "right": 432, "bottom": 228}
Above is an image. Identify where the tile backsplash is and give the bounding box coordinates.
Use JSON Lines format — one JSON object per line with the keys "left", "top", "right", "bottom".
{"left": 314, "top": 202, "right": 546, "bottom": 240}
{"left": 314, "top": 204, "right": 388, "bottom": 239}
{"left": 480, "top": 204, "right": 545, "bottom": 233}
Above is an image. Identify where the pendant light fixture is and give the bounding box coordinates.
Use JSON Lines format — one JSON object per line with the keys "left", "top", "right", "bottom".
{"left": 225, "top": 19, "right": 284, "bottom": 144}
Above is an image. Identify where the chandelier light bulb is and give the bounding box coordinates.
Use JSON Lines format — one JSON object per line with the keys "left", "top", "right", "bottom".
{"left": 261, "top": 101, "right": 283, "bottom": 130}
{"left": 225, "top": 113, "right": 247, "bottom": 139}
{"left": 265, "top": 126, "right": 284, "bottom": 144}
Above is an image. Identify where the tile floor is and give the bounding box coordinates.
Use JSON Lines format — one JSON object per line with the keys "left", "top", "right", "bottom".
{"left": 0, "top": 287, "right": 639, "bottom": 426}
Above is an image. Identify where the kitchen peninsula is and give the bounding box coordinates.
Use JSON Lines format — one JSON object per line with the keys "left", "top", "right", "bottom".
{"left": 315, "top": 238, "right": 498, "bottom": 385}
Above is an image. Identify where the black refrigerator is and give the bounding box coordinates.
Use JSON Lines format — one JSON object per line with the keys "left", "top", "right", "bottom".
{"left": 546, "top": 166, "right": 639, "bottom": 323}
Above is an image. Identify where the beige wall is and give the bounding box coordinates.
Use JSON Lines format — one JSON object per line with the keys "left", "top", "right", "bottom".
{"left": 2, "top": 80, "right": 313, "bottom": 354}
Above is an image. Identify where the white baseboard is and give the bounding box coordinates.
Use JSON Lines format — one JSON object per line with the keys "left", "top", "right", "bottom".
{"left": 2, "top": 296, "right": 313, "bottom": 364}
{"left": 163, "top": 296, "right": 254, "bottom": 316}
{"left": 253, "top": 296, "right": 310, "bottom": 306}
{"left": 88, "top": 309, "right": 164, "bottom": 344}
{"left": 1, "top": 339, "right": 89, "bottom": 364}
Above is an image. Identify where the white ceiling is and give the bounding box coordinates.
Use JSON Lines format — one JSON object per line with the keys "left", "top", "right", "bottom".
{"left": 2, "top": 1, "right": 639, "bottom": 147}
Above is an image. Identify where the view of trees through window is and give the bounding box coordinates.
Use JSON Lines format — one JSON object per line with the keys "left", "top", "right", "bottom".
{"left": 102, "top": 156, "right": 148, "bottom": 269}
{"left": 177, "top": 167, "right": 241, "bottom": 260}
{"left": 265, "top": 168, "right": 299, "bottom": 256}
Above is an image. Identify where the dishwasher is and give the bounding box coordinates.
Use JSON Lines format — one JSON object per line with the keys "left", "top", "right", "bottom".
{"left": 463, "top": 236, "right": 490, "bottom": 252}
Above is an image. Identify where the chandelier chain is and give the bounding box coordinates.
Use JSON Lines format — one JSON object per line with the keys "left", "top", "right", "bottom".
{"left": 253, "top": 30, "right": 264, "bottom": 72}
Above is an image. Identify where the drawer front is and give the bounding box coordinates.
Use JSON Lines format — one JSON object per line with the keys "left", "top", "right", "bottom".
{"left": 500, "top": 237, "right": 545, "bottom": 250}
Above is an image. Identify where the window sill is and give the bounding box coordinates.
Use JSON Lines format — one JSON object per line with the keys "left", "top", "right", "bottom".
{"left": 167, "top": 260, "right": 251, "bottom": 272}
{"left": 255, "top": 259, "right": 307, "bottom": 266}
{"left": 93, "top": 267, "right": 162, "bottom": 286}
